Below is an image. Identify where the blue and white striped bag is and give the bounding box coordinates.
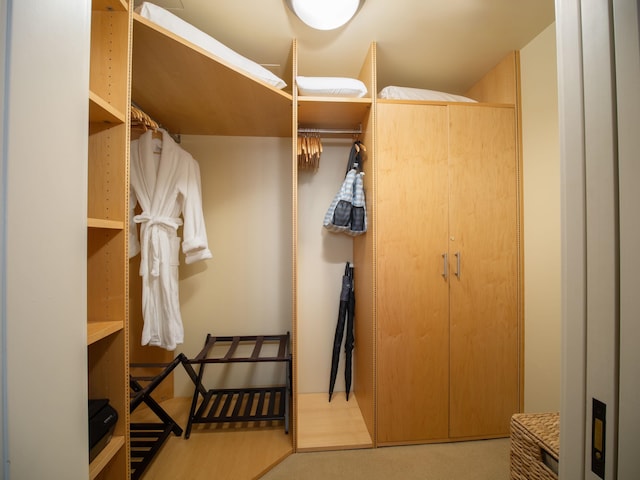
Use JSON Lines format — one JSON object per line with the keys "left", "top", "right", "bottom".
{"left": 323, "top": 141, "right": 367, "bottom": 236}
{"left": 323, "top": 168, "right": 358, "bottom": 233}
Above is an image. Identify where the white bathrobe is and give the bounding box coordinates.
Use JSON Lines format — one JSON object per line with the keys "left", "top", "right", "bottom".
{"left": 129, "top": 130, "right": 212, "bottom": 351}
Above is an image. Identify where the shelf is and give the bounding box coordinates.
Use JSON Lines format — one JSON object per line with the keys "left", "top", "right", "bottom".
{"left": 88, "top": 320, "right": 124, "bottom": 345}
{"left": 92, "top": 0, "right": 128, "bottom": 12}
{"left": 88, "top": 217, "right": 125, "bottom": 230}
{"left": 298, "top": 97, "right": 372, "bottom": 131}
{"left": 89, "top": 435, "right": 125, "bottom": 480}
{"left": 87, "top": 0, "right": 130, "bottom": 478}
{"left": 132, "top": 14, "right": 293, "bottom": 137}
{"left": 296, "top": 392, "right": 373, "bottom": 452}
{"left": 89, "top": 90, "right": 126, "bottom": 126}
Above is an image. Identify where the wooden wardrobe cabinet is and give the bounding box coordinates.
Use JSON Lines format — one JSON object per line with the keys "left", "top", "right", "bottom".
{"left": 376, "top": 101, "right": 521, "bottom": 444}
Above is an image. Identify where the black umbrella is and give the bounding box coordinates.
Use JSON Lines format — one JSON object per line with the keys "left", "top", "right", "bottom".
{"left": 344, "top": 265, "right": 355, "bottom": 400}
{"left": 329, "top": 262, "right": 355, "bottom": 402}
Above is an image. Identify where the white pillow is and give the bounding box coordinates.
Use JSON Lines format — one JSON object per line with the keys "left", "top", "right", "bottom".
{"left": 296, "top": 76, "right": 368, "bottom": 98}
{"left": 378, "top": 86, "right": 476, "bottom": 103}
{"left": 136, "top": 2, "right": 287, "bottom": 89}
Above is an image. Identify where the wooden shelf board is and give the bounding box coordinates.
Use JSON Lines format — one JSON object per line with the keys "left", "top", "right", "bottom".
{"left": 89, "top": 90, "right": 126, "bottom": 126}
{"left": 296, "top": 392, "right": 373, "bottom": 452}
{"left": 89, "top": 434, "right": 125, "bottom": 480}
{"left": 132, "top": 14, "right": 293, "bottom": 137}
{"left": 298, "top": 97, "right": 372, "bottom": 131}
{"left": 88, "top": 320, "right": 124, "bottom": 345}
{"left": 87, "top": 217, "right": 125, "bottom": 230}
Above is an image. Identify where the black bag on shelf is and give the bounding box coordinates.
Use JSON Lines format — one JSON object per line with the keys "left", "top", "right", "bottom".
{"left": 88, "top": 399, "right": 118, "bottom": 462}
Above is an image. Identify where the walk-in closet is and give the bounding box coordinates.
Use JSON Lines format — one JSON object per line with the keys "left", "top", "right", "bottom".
{"left": 78, "top": 1, "right": 532, "bottom": 477}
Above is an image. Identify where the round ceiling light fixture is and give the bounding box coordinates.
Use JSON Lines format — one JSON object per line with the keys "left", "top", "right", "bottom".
{"left": 287, "top": 0, "right": 364, "bottom": 30}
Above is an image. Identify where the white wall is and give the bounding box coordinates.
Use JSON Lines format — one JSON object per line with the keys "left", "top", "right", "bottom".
{"left": 0, "top": 0, "right": 7, "bottom": 472}
{"left": 296, "top": 139, "right": 354, "bottom": 394}
{"left": 173, "top": 135, "right": 293, "bottom": 396}
{"left": 2, "top": 0, "right": 91, "bottom": 478}
{"left": 168, "top": 136, "right": 354, "bottom": 397}
{"left": 615, "top": 1, "right": 640, "bottom": 476}
{"left": 520, "top": 23, "right": 562, "bottom": 413}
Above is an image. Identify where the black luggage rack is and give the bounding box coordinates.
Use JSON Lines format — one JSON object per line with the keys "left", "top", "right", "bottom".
{"left": 182, "top": 333, "right": 292, "bottom": 439}
{"left": 129, "top": 354, "right": 187, "bottom": 480}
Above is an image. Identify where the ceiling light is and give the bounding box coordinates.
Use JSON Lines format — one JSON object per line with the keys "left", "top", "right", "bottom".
{"left": 286, "top": 0, "right": 363, "bottom": 30}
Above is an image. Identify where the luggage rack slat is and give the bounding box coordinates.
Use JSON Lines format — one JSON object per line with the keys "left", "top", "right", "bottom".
{"left": 187, "top": 334, "right": 291, "bottom": 364}
{"left": 188, "top": 387, "right": 287, "bottom": 425}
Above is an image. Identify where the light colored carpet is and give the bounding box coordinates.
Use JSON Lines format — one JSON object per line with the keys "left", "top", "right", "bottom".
{"left": 260, "top": 439, "right": 511, "bottom": 480}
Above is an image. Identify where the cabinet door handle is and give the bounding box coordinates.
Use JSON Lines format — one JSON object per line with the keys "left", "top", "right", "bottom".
{"left": 442, "top": 253, "right": 448, "bottom": 279}
{"left": 454, "top": 251, "right": 461, "bottom": 278}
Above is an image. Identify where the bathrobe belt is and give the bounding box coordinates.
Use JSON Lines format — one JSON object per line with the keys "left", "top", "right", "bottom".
{"left": 134, "top": 213, "right": 183, "bottom": 277}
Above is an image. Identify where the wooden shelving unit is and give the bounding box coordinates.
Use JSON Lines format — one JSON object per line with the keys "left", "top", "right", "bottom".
{"left": 293, "top": 42, "right": 378, "bottom": 453}
{"left": 87, "top": 0, "right": 132, "bottom": 478}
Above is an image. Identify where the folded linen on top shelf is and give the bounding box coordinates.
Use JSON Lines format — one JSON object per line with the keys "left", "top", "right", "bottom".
{"left": 378, "top": 85, "right": 477, "bottom": 103}
{"left": 136, "top": 2, "right": 287, "bottom": 89}
{"left": 296, "top": 76, "right": 368, "bottom": 98}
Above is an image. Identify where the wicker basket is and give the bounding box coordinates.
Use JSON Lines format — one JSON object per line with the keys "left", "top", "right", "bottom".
{"left": 510, "top": 412, "right": 560, "bottom": 480}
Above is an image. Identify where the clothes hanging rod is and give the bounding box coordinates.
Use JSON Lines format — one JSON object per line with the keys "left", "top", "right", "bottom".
{"left": 298, "top": 124, "right": 362, "bottom": 136}
{"left": 130, "top": 102, "right": 181, "bottom": 144}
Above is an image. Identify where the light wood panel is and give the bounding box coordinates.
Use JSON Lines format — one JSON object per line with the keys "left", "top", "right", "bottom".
{"left": 290, "top": 38, "right": 299, "bottom": 450}
{"left": 296, "top": 393, "right": 372, "bottom": 451}
{"left": 352, "top": 121, "right": 375, "bottom": 441}
{"left": 88, "top": 218, "right": 125, "bottom": 229}
{"left": 448, "top": 105, "right": 519, "bottom": 437}
{"left": 88, "top": 124, "right": 127, "bottom": 222}
{"left": 131, "top": 14, "right": 293, "bottom": 137}
{"left": 89, "top": 436, "right": 125, "bottom": 480}
{"left": 352, "top": 41, "right": 377, "bottom": 444}
{"left": 376, "top": 103, "right": 450, "bottom": 444}
{"left": 88, "top": 320, "right": 125, "bottom": 345}
{"left": 89, "top": 90, "right": 126, "bottom": 125}
{"left": 297, "top": 98, "right": 371, "bottom": 130}
{"left": 90, "top": 10, "right": 130, "bottom": 113}
{"left": 464, "top": 51, "right": 519, "bottom": 105}
{"left": 87, "top": 2, "right": 131, "bottom": 478}
{"left": 357, "top": 43, "right": 377, "bottom": 100}
{"left": 87, "top": 228, "right": 126, "bottom": 324}
{"left": 88, "top": 333, "right": 127, "bottom": 420}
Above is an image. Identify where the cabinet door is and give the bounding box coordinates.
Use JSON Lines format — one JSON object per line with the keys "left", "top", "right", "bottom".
{"left": 376, "top": 103, "right": 450, "bottom": 443}
{"left": 448, "top": 105, "right": 520, "bottom": 437}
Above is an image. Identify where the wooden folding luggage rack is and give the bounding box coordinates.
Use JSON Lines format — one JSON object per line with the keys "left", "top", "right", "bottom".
{"left": 182, "top": 333, "right": 292, "bottom": 439}
{"left": 129, "top": 354, "right": 188, "bottom": 480}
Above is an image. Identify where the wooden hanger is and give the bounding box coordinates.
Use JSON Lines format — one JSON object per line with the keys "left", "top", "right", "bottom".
{"left": 297, "top": 132, "right": 322, "bottom": 171}
{"left": 131, "top": 105, "right": 159, "bottom": 131}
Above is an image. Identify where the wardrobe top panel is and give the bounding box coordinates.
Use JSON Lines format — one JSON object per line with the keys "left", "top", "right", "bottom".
{"left": 132, "top": 14, "right": 293, "bottom": 137}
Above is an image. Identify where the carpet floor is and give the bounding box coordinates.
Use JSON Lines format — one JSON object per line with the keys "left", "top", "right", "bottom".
{"left": 260, "top": 438, "right": 511, "bottom": 480}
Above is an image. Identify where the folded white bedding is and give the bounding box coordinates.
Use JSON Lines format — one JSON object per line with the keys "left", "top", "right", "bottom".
{"left": 136, "top": 2, "right": 287, "bottom": 90}
{"left": 378, "top": 86, "right": 476, "bottom": 103}
{"left": 296, "top": 76, "right": 368, "bottom": 98}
